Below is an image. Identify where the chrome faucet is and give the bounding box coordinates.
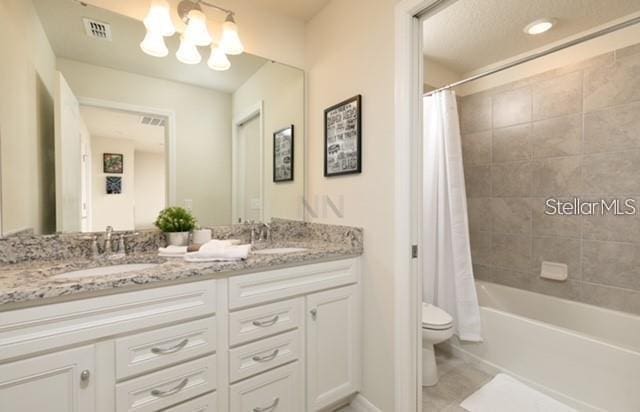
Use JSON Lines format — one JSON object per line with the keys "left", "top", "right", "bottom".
{"left": 104, "top": 226, "right": 114, "bottom": 255}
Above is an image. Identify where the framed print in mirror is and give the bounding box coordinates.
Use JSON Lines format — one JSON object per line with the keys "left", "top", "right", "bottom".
{"left": 103, "top": 153, "right": 123, "bottom": 174}
{"left": 106, "top": 176, "right": 122, "bottom": 194}
{"left": 324, "top": 95, "right": 362, "bottom": 177}
{"left": 273, "top": 125, "right": 294, "bottom": 182}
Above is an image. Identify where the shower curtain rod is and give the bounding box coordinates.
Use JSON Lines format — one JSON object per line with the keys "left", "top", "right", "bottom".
{"left": 424, "top": 15, "right": 640, "bottom": 97}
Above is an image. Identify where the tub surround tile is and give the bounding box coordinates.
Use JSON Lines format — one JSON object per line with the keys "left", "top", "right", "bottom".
{"left": 532, "top": 237, "right": 581, "bottom": 279}
{"left": 492, "top": 124, "right": 531, "bottom": 163}
{"left": 491, "top": 233, "right": 532, "bottom": 271}
{"left": 465, "top": 165, "right": 492, "bottom": 197}
{"left": 468, "top": 198, "right": 492, "bottom": 233}
{"left": 460, "top": 94, "right": 492, "bottom": 133}
{"left": 531, "top": 114, "right": 582, "bottom": 158}
{"left": 492, "top": 87, "right": 532, "bottom": 128}
{"left": 531, "top": 157, "right": 582, "bottom": 196}
{"left": 532, "top": 71, "right": 582, "bottom": 120}
{"left": 462, "top": 131, "right": 492, "bottom": 165}
{"left": 616, "top": 43, "right": 640, "bottom": 59}
{"left": 470, "top": 231, "right": 492, "bottom": 266}
{"left": 491, "top": 162, "right": 532, "bottom": 197}
{"left": 583, "top": 101, "right": 640, "bottom": 154}
{"left": 531, "top": 198, "right": 582, "bottom": 238}
{"left": 491, "top": 198, "right": 532, "bottom": 235}
{"left": 582, "top": 150, "right": 640, "bottom": 195}
{"left": 582, "top": 240, "right": 640, "bottom": 290}
{"left": 582, "top": 198, "right": 640, "bottom": 243}
{"left": 0, "top": 220, "right": 363, "bottom": 307}
{"left": 583, "top": 52, "right": 640, "bottom": 112}
{"left": 578, "top": 281, "right": 640, "bottom": 315}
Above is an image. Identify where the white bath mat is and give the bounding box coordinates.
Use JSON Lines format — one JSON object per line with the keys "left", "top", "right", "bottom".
{"left": 460, "top": 373, "right": 576, "bottom": 412}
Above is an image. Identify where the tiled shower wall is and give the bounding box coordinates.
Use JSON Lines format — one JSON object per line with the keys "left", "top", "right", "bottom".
{"left": 460, "top": 43, "right": 640, "bottom": 315}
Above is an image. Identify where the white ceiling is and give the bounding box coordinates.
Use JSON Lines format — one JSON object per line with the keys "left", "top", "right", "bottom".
{"left": 248, "top": 0, "right": 330, "bottom": 21}
{"left": 423, "top": 0, "right": 640, "bottom": 75}
{"left": 80, "top": 106, "right": 165, "bottom": 153}
{"left": 34, "top": 0, "right": 268, "bottom": 93}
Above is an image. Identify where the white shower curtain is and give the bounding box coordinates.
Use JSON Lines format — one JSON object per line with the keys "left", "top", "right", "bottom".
{"left": 423, "top": 90, "right": 482, "bottom": 342}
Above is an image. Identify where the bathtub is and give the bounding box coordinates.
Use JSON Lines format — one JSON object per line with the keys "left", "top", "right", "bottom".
{"left": 445, "top": 281, "right": 640, "bottom": 412}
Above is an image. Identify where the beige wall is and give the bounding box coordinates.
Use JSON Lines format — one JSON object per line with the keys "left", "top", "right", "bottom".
{"left": 91, "top": 136, "right": 135, "bottom": 231}
{"left": 305, "top": 0, "right": 397, "bottom": 409}
{"left": 57, "top": 58, "right": 232, "bottom": 226}
{"left": 134, "top": 151, "right": 166, "bottom": 229}
{"left": 232, "top": 62, "right": 305, "bottom": 222}
{"left": 0, "top": 0, "right": 56, "bottom": 235}
{"left": 424, "top": 57, "right": 462, "bottom": 90}
{"left": 84, "top": 0, "right": 305, "bottom": 68}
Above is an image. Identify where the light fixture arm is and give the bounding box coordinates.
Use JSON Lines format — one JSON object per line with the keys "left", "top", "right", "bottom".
{"left": 178, "top": 0, "right": 234, "bottom": 22}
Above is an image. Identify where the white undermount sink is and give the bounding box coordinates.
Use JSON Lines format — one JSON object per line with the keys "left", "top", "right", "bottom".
{"left": 253, "top": 247, "right": 308, "bottom": 255}
{"left": 52, "top": 263, "right": 159, "bottom": 280}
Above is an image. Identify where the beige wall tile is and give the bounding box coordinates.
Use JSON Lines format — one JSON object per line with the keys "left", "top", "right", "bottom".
{"left": 492, "top": 87, "right": 532, "bottom": 128}
{"left": 470, "top": 230, "right": 492, "bottom": 266}
{"left": 578, "top": 281, "right": 640, "bottom": 315}
{"left": 531, "top": 197, "right": 582, "bottom": 238}
{"left": 462, "top": 130, "right": 491, "bottom": 165}
{"left": 584, "top": 52, "right": 640, "bottom": 112}
{"left": 584, "top": 101, "right": 640, "bottom": 154}
{"left": 532, "top": 157, "right": 582, "bottom": 196}
{"left": 532, "top": 237, "right": 581, "bottom": 279}
{"left": 492, "top": 233, "right": 532, "bottom": 271}
{"left": 532, "top": 71, "right": 582, "bottom": 120}
{"left": 465, "top": 165, "right": 492, "bottom": 197}
{"left": 492, "top": 124, "right": 531, "bottom": 163}
{"left": 491, "top": 197, "right": 531, "bottom": 234}
{"left": 468, "top": 197, "right": 492, "bottom": 232}
{"left": 491, "top": 161, "right": 532, "bottom": 197}
{"left": 583, "top": 240, "right": 640, "bottom": 290}
{"left": 583, "top": 197, "right": 640, "bottom": 242}
{"left": 582, "top": 150, "right": 640, "bottom": 194}
{"left": 531, "top": 114, "right": 582, "bottom": 158}
{"left": 460, "top": 93, "right": 492, "bottom": 133}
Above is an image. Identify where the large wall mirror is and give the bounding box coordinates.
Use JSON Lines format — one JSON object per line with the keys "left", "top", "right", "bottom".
{"left": 0, "top": 0, "right": 305, "bottom": 235}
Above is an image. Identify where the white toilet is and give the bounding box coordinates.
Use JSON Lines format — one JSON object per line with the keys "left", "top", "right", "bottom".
{"left": 422, "top": 302, "right": 454, "bottom": 386}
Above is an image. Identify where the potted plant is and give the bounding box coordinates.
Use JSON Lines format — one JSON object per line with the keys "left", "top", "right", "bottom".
{"left": 154, "top": 207, "right": 197, "bottom": 246}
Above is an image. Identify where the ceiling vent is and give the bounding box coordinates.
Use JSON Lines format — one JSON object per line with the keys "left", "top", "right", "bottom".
{"left": 140, "top": 116, "right": 166, "bottom": 127}
{"left": 83, "top": 18, "right": 112, "bottom": 41}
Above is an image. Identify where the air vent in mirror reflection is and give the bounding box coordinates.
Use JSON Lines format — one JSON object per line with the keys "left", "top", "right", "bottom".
{"left": 83, "top": 18, "right": 112, "bottom": 41}
{"left": 140, "top": 116, "right": 166, "bottom": 127}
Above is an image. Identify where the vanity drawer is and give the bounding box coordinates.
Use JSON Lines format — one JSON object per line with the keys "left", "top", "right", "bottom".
{"left": 115, "top": 317, "right": 216, "bottom": 380}
{"left": 228, "top": 258, "right": 359, "bottom": 309}
{"left": 229, "top": 298, "right": 303, "bottom": 346}
{"left": 229, "top": 361, "right": 303, "bottom": 412}
{"left": 116, "top": 355, "right": 216, "bottom": 412}
{"left": 0, "top": 280, "right": 217, "bottom": 361}
{"left": 229, "top": 329, "right": 301, "bottom": 382}
{"left": 162, "top": 391, "right": 217, "bottom": 412}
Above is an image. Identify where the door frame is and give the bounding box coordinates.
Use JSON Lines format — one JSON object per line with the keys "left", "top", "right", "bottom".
{"left": 77, "top": 97, "right": 177, "bottom": 207}
{"left": 231, "top": 101, "right": 264, "bottom": 224}
{"left": 394, "top": 0, "right": 454, "bottom": 410}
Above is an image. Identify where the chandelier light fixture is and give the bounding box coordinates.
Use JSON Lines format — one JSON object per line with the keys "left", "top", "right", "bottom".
{"left": 140, "top": 0, "right": 244, "bottom": 71}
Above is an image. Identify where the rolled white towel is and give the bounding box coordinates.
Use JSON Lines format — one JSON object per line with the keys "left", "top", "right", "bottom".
{"left": 158, "top": 245, "right": 188, "bottom": 257}
{"left": 184, "top": 244, "right": 251, "bottom": 262}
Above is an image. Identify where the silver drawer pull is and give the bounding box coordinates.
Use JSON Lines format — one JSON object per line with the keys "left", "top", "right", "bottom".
{"left": 253, "top": 397, "right": 279, "bottom": 412}
{"left": 151, "top": 338, "right": 189, "bottom": 355}
{"left": 252, "top": 348, "right": 279, "bottom": 363}
{"left": 151, "top": 377, "right": 189, "bottom": 397}
{"left": 252, "top": 315, "right": 280, "bottom": 327}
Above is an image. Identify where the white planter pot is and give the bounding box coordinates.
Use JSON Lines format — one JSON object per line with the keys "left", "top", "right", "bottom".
{"left": 166, "top": 232, "right": 190, "bottom": 246}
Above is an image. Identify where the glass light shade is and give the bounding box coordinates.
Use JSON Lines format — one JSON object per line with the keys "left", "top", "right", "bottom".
{"left": 184, "top": 10, "right": 212, "bottom": 46}
{"left": 176, "top": 36, "right": 201, "bottom": 64}
{"left": 143, "top": 0, "right": 175, "bottom": 37}
{"left": 221, "top": 20, "right": 244, "bottom": 55}
{"left": 207, "top": 45, "right": 231, "bottom": 71}
{"left": 140, "top": 30, "right": 168, "bottom": 57}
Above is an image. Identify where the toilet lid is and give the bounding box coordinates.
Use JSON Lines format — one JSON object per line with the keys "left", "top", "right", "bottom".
{"left": 422, "top": 303, "right": 453, "bottom": 329}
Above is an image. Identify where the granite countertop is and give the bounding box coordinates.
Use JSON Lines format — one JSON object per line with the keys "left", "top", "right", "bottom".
{"left": 0, "top": 240, "right": 362, "bottom": 309}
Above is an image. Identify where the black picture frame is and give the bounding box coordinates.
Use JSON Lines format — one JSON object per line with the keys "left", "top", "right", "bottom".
{"left": 103, "top": 153, "right": 124, "bottom": 174}
{"left": 106, "top": 176, "right": 122, "bottom": 194}
{"left": 324, "top": 94, "right": 362, "bottom": 177}
{"left": 273, "top": 125, "right": 294, "bottom": 182}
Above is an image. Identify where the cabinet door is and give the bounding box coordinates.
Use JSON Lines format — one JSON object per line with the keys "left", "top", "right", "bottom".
{"left": 0, "top": 345, "right": 96, "bottom": 412}
{"left": 306, "top": 285, "right": 361, "bottom": 411}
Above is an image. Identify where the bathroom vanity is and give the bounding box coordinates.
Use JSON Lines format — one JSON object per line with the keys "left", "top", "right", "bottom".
{"left": 0, "top": 237, "right": 362, "bottom": 412}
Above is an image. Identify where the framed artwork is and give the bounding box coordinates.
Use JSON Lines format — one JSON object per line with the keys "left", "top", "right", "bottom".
{"left": 324, "top": 94, "right": 362, "bottom": 177}
{"left": 103, "top": 153, "right": 123, "bottom": 174}
{"left": 106, "top": 176, "right": 122, "bottom": 194}
{"left": 273, "top": 125, "right": 294, "bottom": 182}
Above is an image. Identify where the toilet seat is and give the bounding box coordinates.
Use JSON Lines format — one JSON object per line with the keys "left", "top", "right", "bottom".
{"left": 422, "top": 303, "right": 453, "bottom": 330}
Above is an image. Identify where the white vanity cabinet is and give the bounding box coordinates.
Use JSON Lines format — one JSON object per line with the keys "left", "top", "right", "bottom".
{"left": 0, "top": 345, "right": 96, "bottom": 412}
{"left": 0, "top": 257, "right": 361, "bottom": 412}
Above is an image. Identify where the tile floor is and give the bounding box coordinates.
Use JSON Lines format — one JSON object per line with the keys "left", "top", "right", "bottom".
{"left": 422, "top": 348, "right": 495, "bottom": 411}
